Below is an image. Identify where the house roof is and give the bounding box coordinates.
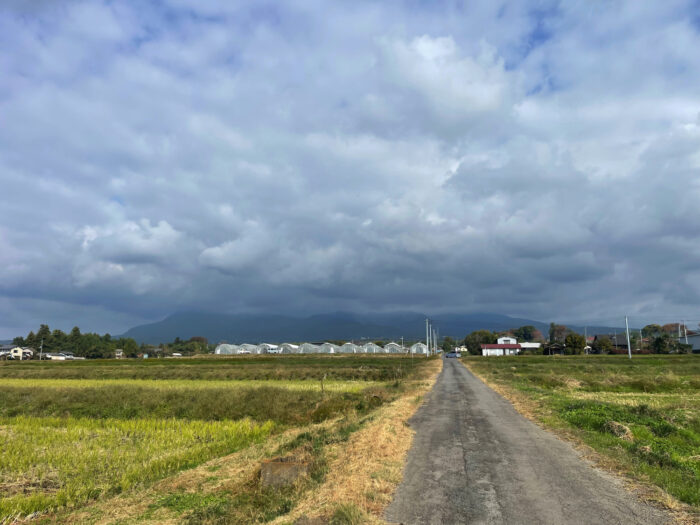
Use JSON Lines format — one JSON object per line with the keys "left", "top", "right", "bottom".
{"left": 481, "top": 344, "right": 521, "bottom": 349}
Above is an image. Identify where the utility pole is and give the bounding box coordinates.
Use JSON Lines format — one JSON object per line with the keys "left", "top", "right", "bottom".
{"left": 39, "top": 338, "right": 43, "bottom": 361}
{"left": 683, "top": 320, "right": 688, "bottom": 344}
{"left": 625, "top": 316, "right": 632, "bottom": 359}
{"left": 584, "top": 327, "right": 587, "bottom": 354}
{"left": 426, "top": 318, "right": 430, "bottom": 357}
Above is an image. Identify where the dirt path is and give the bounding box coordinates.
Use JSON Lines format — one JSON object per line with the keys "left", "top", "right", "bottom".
{"left": 385, "top": 358, "right": 673, "bottom": 525}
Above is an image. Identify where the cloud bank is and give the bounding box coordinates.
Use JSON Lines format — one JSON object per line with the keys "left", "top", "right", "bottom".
{"left": 2, "top": 1, "right": 700, "bottom": 336}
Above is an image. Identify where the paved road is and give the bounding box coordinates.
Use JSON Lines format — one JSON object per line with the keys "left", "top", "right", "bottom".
{"left": 385, "top": 358, "right": 672, "bottom": 525}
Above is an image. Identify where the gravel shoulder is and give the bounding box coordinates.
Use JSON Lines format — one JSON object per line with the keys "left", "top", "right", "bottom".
{"left": 385, "top": 358, "right": 674, "bottom": 525}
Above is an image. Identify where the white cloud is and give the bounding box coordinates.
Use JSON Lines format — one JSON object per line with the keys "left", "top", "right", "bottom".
{"left": 2, "top": 0, "right": 700, "bottom": 336}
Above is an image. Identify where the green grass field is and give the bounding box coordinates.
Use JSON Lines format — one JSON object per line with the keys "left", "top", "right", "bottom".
{"left": 463, "top": 355, "right": 700, "bottom": 507}
{"left": 0, "top": 355, "right": 430, "bottom": 521}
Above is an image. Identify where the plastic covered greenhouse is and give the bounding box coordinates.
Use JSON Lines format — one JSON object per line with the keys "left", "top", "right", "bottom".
{"left": 410, "top": 342, "right": 429, "bottom": 354}
{"left": 214, "top": 344, "right": 239, "bottom": 355}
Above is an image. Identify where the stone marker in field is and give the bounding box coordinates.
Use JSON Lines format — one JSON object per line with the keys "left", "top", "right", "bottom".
{"left": 260, "top": 456, "right": 309, "bottom": 488}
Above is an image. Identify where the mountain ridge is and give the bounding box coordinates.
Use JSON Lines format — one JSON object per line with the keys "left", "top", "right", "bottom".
{"left": 121, "top": 311, "right": 626, "bottom": 345}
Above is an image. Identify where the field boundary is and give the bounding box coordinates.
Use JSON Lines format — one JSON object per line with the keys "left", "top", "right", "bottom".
{"left": 460, "top": 359, "right": 698, "bottom": 525}
{"left": 270, "top": 357, "right": 442, "bottom": 524}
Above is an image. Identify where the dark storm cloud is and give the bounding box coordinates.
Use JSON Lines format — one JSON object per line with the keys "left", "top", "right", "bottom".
{"left": 1, "top": 0, "right": 700, "bottom": 337}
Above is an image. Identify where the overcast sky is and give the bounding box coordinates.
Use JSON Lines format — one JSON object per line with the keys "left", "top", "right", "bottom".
{"left": 2, "top": 1, "right": 700, "bottom": 338}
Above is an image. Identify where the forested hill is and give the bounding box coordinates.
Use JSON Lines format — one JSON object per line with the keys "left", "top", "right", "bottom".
{"left": 121, "top": 311, "right": 559, "bottom": 344}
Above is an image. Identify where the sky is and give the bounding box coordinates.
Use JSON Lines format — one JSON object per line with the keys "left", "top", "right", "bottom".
{"left": 2, "top": 0, "right": 700, "bottom": 338}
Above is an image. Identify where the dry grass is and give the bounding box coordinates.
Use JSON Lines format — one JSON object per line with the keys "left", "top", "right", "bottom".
{"left": 271, "top": 359, "right": 442, "bottom": 524}
{"left": 462, "top": 360, "right": 699, "bottom": 525}
{"left": 47, "top": 425, "right": 322, "bottom": 524}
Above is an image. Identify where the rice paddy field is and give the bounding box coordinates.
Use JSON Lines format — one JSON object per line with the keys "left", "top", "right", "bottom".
{"left": 463, "top": 355, "right": 700, "bottom": 510}
{"left": 0, "top": 355, "right": 433, "bottom": 522}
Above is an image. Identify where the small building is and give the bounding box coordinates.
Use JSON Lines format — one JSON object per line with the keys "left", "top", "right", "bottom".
{"left": 10, "top": 347, "right": 34, "bottom": 360}
{"left": 115, "top": 349, "right": 124, "bottom": 359}
{"left": 497, "top": 336, "right": 517, "bottom": 345}
{"left": 519, "top": 342, "right": 541, "bottom": 351}
{"left": 481, "top": 344, "right": 521, "bottom": 356}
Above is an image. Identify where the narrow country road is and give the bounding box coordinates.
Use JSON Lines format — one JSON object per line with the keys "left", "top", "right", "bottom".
{"left": 385, "top": 358, "right": 672, "bottom": 525}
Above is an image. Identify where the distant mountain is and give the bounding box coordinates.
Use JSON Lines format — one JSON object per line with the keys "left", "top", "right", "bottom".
{"left": 121, "top": 311, "right": 629, "bottom": 345}
{"left": 122, "top": 311, "right": 555, "bottom": 344}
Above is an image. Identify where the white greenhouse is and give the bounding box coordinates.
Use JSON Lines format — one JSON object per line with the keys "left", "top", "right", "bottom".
{"left": 384, "top": 342, "right": 404, "bottom": 354}
{"left": 257, "top": 343, "right": 279, "bottom": 354}
{"left": 362, "top": 342, "right": 382, "bottom": 354}
{"left": 410, "top": 342, "right": 429, "bottom": 355}
{"left": 214, "top": 344, "right": 239, "bottom": 355}
{"left": 299, "top": 343, "right": 319, "bottom": 354}
{"left": 238, "top": 344, "right": 258, "bottom": 354}
{"left": 278, "top": 343, "right": 299, "bottom": 354}
{"left": 319, "top": 342, "right": 339, "bottom": 354}
{"left": 339, "top": 343, "right": 358, "bottom": 354}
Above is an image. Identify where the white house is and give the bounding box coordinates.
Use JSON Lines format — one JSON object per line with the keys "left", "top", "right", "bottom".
{"left": 481, "top": 343, "right": 521, "bottom": 356}
{"left": 497, "top": 336, "right": 517, "bottom": 345}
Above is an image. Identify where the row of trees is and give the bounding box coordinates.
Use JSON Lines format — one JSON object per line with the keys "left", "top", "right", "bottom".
{"left": 441, "top": 321, "right": 693, "bottom": 356}
{"left": 13, "top": 325, "right": 140, "bottom": 359}
{"left": 12, "top": 326, "right": 216, "bottom": 359}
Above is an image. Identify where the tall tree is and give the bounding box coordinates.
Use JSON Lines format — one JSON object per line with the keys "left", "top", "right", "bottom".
{"left": 463, "top": 330, "right": 497, "bottom": 355}
{"left": 564, "top": 332, "right": 586, "bottom": 354}
{"left": 549, "top": 323, "right": 569, "bottom": 344}
{"left": 513, "top": 325, "right": 537, "bottom": 341}
{"left": 592, "top": 336, "right": 613, "bottom": 354}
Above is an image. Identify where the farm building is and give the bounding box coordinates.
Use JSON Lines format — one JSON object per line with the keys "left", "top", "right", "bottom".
{"left": 519, "top": 342, "right": 541, "bottom": 351}
{"left": 481, "top": 343, "right": 521, "bottom": 356}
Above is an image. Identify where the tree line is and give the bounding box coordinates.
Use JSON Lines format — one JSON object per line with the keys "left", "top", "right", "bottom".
{"left": 12, "top": 326, "right": 214, "bottom": 359}
{"left": 12, "top": 325, "right": 140, "bottom": 359}
{"left": 440, "top": 322, "right": 693, "bottom": 355}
